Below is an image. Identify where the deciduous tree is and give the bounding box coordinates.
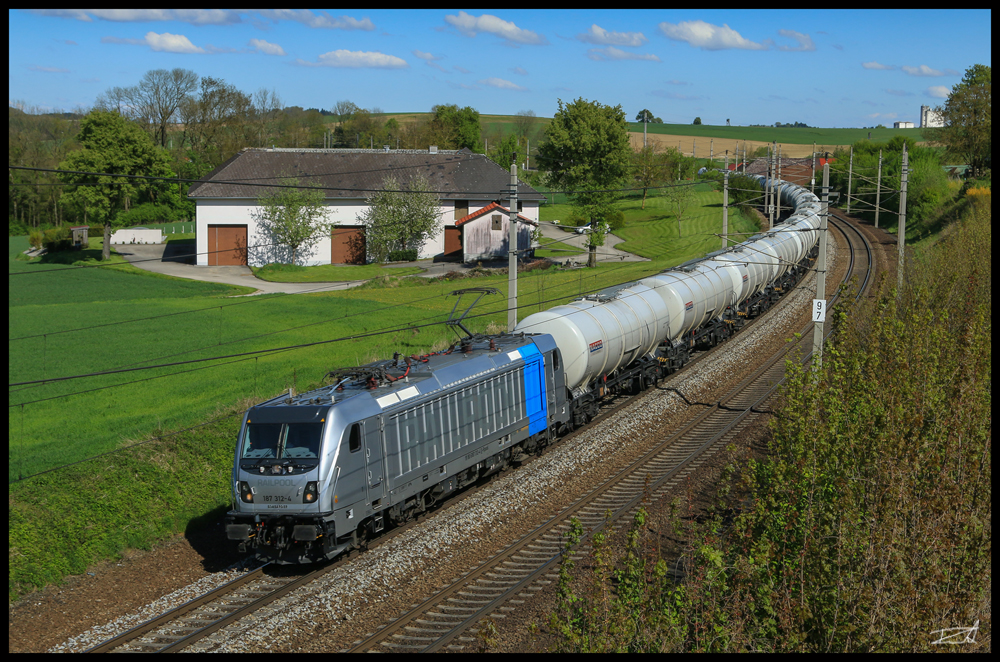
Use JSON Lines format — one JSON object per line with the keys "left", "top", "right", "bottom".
{"left": 357, "top": 174, "right": 441, "bottom": 263}
{"left": 58, "top": 110, "right": 176, "bottom": 260}
{"left": 537, "top": 97, "right": 631, "bottom": 267}
{"left": 931, "top": 64, "right": 991, "bottom": 177}
{"left": 251, "top": 177, "right": 334, "bottom": 266}
{"left": 430, "top": 104, "right": 484, "bottom": 152}
{"left": 632, "top": 143, "right": 678, "bottom": 209}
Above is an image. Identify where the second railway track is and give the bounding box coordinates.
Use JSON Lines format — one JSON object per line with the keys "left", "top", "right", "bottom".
{"left": 81, "top": 211, "right": 874, "bottom": 655}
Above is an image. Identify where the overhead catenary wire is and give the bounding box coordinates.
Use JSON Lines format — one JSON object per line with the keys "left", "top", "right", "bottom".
{"left": 7, "top": 259, "right": 646, "bottom": 390}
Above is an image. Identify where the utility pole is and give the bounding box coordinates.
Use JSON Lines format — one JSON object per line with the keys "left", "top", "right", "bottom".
{"left": 874, "top": 149, "right": 883, "bottom": 229}
{"left": 508, "top": 161, "right": 519, "bottom": 333}
{"left": 710, "top": 138, "right": 714, "bottom": 164}
{"left": 774, "top": 145, "right": 782, "bottom": 222}
{"left": 722, "top": 169, "right": 729, "bottom": 249}
{"left": 811, "top": 143, "right": 816, "bottom": 194}
{"left": 897, "top": 143, "right": 908, "bottom": 295}
{"left": 641, "top": 110, "right": 649, "bottom": 148}
{"left": 846, "top": 145, "right": 854, "bottom": 215}
{"left": 768, "top": 142, "right": 776, "bottom": 229}
{"left": 812, "top": 162, "right": 830, "bottom": 368}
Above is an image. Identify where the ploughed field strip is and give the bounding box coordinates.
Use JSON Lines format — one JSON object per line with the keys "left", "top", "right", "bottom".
{"left": 344, "top": 214, "right": 873, "bottom": 653}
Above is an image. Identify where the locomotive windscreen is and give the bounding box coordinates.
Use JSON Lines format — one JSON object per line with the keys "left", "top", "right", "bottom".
{"left": 241, "top": 422, "right": 324, "bottom": 459}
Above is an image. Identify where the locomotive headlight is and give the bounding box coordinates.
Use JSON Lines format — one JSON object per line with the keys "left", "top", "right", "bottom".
{"left": 239, "top": 481, "right": 254, "bottom": 503}
{"left": 303, "top": 481, "right": 318, "bottom": 503}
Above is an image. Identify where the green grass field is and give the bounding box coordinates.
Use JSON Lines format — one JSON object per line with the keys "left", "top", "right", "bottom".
{"left": 6, "top": 176, "right": 766, "bottom": 597}
{"left": 250, "top": 261, "right": 425, "bottom": 282}
{"left": 8, "top": 236, "right": 665, "bottom": 483}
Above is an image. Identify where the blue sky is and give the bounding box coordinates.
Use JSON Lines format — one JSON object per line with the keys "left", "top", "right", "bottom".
{"left": 8, "top": 9, "right": 991, "bottom": 127}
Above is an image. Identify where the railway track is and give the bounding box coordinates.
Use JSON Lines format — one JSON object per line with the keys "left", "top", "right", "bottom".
{"left": 343, "top": 213, "right": 875, "bottom": 653}
{"left": 83, "top": 212, "right": 874, "bottom": 654}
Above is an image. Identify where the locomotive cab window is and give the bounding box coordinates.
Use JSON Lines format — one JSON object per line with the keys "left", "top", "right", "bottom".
{"left": 242, "top": 422, "right": 323, "bottom": 459}
{"left": 345, "top": 423, "right": 362, "bottom": 452}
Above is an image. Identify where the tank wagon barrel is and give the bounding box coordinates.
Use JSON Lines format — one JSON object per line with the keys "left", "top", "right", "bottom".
{"left": 515, "top": 175, "right": 821, "bottom": 393}
{"left": 225, "top": 175, "right": 821, "bottom": 564}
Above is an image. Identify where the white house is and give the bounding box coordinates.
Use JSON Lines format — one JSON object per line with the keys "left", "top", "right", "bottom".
{"left": 188, "top": 147, "right": 546, "bottom": 267}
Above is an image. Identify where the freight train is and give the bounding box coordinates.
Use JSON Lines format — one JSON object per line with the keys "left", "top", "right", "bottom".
{"left": 225, "top": 175, "right": 823, "bottom": 563}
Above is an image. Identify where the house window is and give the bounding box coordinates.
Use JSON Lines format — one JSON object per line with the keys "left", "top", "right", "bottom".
{"left": 454, "top": 200, "right": 469, "bottom": 220}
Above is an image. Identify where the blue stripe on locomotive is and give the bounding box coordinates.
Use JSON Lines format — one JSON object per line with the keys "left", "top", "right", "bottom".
{"left": 520, "top": 342, "right": 548, "bottom": 436}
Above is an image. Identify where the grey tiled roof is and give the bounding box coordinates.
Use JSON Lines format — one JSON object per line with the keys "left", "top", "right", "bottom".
{"left": 187, "top": 148, "right": 546, "bottom": 202}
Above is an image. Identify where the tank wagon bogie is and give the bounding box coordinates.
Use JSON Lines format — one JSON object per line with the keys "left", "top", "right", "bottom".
{"left": 226, "top": 175, "right": 823, "bottom": 563}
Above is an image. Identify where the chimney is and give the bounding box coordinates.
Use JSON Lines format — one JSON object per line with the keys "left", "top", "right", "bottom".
{"left": 429, "top": 145, "right": 438, "bottom": 154}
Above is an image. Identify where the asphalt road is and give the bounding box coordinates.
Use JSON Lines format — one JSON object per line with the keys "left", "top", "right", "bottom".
{"left": 113, "top": 227, "right": 647, "bottom": 295}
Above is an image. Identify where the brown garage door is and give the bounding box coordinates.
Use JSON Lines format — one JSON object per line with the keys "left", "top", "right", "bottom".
{"left": 444, "top": 226, "right": 462, "bottom": 260}
{"left": 332, "top": 226, "right": 366, "bottom": 264}
{"left": 207, "top": 225, "right": 247, "bottom": 265}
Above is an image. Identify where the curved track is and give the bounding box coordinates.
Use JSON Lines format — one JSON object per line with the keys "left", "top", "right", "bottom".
{"left": 84, "top": 212, "right": 874, "bottom": 654}
{"left": 344, "top": 213, "right": 875, "bottom": 653}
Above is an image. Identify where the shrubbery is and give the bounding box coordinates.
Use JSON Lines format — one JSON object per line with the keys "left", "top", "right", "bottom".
{"left": 42, "top": 227, "right": 73, "bottom": 252}
{"left": 115, "top": 202, "right": 190, "bottom": 228}
{"left": 548, "top": 202, "right": 992, "bottom": 652}
{"left": 387, "top": 249, "right": 419, "bottom": 262}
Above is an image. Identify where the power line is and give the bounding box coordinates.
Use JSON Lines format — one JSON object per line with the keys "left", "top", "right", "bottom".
{"left": 7, "top": 259, "right": 646, "bottom": 390}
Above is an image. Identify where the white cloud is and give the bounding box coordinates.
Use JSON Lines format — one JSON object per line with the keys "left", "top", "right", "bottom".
{"left": 927, "top": 85, "right": 951, "bottom": 98}
{"left": 103, "top": 31, "right": 206, "bottom": 54}
{"left": 28, "top": 65, "right": 70, "bottom": 73}
{"left": 651, "top": 90, "right": 705, "bottom": 101}
{"left": 33, "top": 9, "right": 240, "bottom": 25}
{"left": 34, "top": 8, "right": 376, "bottom": 29}
{"left": 144, "top": 31, "right": 206, "bottom": 54}
{"left": 776, "top": 29, "right": 815, "bottom": 52}
{"left": 586, "top": 46, "right": 660, "bottom": 62}
{"left": 453, "top": 65, "right": 472, "bottom": 74}
{"left": 901, "top": 64, "right": 955, "bottom": 77}
{"left": 413, "top": 50, "right": 447, "bottom": 73}
{"left": 256, "top": 10, "right": 374, "bottom": 31}
{"left": 298, "top": 50, "right": 408, "bottom": 68}
{"left": 510, "top": 67, "right": 528, "bottom": 76}
{"left": 576, "top": 24, "right": 647, "bottom": 47}
{"left": 248, "top": 38, "right": 285, "bottom": 56}
{"left": 478, "top": 77, "right": 527, "bottom": 91}
{"left": 659, "top": 20, "right": 768, "bottom": 50}
{"left": 444, "top": 11, "right": 546, "bottom": 45}
{"left": 863, "top": 61, "right": 894, "bottom": 70}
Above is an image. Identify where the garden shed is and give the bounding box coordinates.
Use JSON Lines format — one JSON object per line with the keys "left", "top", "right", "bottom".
{"left": 454, "top": 202, "right": 538, "bottom": 263}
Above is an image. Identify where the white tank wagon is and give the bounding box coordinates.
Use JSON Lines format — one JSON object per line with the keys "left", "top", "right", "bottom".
{"left": 516, "top": 176, "right": 822, "bottom": 398}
